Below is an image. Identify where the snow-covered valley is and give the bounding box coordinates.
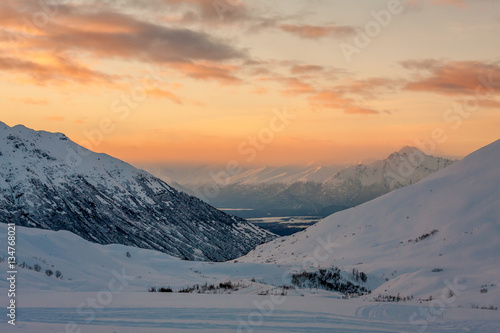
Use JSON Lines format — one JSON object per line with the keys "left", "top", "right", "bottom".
{"left": 0, "top": 123, "right": 499, "bottom": 332}
{"left": 1, "top": 222, "right": 499, "bottom": 333}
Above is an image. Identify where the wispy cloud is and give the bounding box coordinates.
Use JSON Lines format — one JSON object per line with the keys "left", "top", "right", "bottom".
{"left": 290, "top": 64, "right": 324, "bottom": 75}
{"left": 272, "top": 77, "right": 316, "bottom": 96}
{"left": 0, "top": 55, "right": 117, "bottom": 85}
{"left": 309, "top": 90, "right": 380, "bottom": 115}
{"left": 148, "top": 88, "right": 184, "bottom": 104}
{"left": 279, "top": 23, "right": 356, "bottom": 40}
{"left": 334, "top": 78, "right": 403, "bottom": 98}
{"left": 402, "top": 59, "right": 500, "bottom": 95}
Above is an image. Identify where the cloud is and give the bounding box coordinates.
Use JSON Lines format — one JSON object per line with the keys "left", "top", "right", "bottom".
{"left": 148, "top": 88, "right": 183, "bottom": 104}
{"left": 335, "top": 77, "right": 403, "bottom": 97}
{"left": 164, "top": 0, "right": 250, "bottom": 23}
{"left": 343, "top": 106, "right": 380, "bottom": 115}
{"left": 41, "top": 10, "right": 245, "bottom": 63}
{"left": 290, "top": 64, "right": 324, "bottom": 75}
{"left": 279, "top": 23, "right": 356, "bottom": 40}
{"left": 273, "top": 77, "right": 316, "bottom": 96}
{"left": 477, "top": 99, "right": 500, "bottom": 108}
{"left": 0, "top": 55, "right": 118, "bottom": 85}
{"left": 308, "top": 90, "right": 380, "bottom": 115}
{"left": 0, "top": 0, "right": 247, "bottom": 85}
{"left": 402, "top": 59, "right": 500, "bottom": 95}
{"left": 251, "top": 61, "right": 390, "bottom": 115}
{"left": 170, "top": 62, "right": 241, "bottom": 83}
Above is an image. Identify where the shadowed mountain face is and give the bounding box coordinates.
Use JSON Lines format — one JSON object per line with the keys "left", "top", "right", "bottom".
{"left": 0, "top": 122, "right": 276, "bottom": 261}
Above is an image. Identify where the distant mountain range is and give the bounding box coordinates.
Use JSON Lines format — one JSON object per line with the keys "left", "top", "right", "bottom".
{"left": 0, "top": 122, "right": 275, "bottom": 261}
{"left": 143, "top": 147, "right": 455, "bottom": 218}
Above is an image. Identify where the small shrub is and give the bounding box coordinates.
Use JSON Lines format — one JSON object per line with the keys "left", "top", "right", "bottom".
{"left": 45, "top": 269, "right": 53, "bottom": 277}
{"left": 480, "top": 288, "right": 488, "bottom": 294}
{"left": 219, "top": 281, "right": 233, "bottom": 289}
{"left": 431, "top": 268, "right": 443, "bottom": 272}
{"left": 373, "top": 294, "right": 414, "bottom": 302}
{"left": 34, "top": 264, "right": 41, "bottom": 272}
{"left": 480, "top": 305, "right": 497, "bottom": 310}
{"left": 148, "top": 287, "right": 157, "bottom": 292}
{"left": 126, "top": 252, "right": 131, "bottom": 258}
{"left": 409, "top": 229, "right": 439, "bottom": 243}
{"left": 55, "top": 270, "right": 63, "bottom": 279}
{"left": 158, "top": 287, "right": 173, "bottom": 293}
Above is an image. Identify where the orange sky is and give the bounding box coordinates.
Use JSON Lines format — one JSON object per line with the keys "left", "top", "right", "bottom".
{"left": 1, "top": 0, "right": 499, "bottom": 166}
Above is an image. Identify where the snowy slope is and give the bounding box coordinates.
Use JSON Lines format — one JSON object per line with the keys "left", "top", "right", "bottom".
{"left": 0, "top": 223, "right": 286, "bottom": 293}
{"left": 0, "top": 121, "right": 275, "bottom": 261}
{"left": 1, "top": 215, "right": 499, "bottom": 332}
{"left": 239, "top": 139, "right": 500, "bottom": 305}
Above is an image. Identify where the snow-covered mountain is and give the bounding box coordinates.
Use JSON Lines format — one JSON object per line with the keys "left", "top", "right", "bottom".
{"left": 238, "top": 139, "right": 500, "bottom": 304}
{"left": 149, "top": 147, "right": 454, "bottom": 218}
{"left": 0, "top": 122, "right": 275, "bottom": 261}
{"left": 318, "top": 146, "right": 455, "bottom": 206}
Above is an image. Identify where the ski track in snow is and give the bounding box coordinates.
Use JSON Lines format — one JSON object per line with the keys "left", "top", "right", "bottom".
{"left": 3, "top": 304, "right": 497, "bottom": 333}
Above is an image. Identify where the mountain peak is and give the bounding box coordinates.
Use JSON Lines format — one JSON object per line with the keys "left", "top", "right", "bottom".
{"left": 397, "top": 145, "right": 422, "bottom": 155}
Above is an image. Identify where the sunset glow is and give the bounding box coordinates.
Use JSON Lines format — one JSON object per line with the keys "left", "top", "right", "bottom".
{"left": 1, "top": 0, "right": 499, "bottom": 166}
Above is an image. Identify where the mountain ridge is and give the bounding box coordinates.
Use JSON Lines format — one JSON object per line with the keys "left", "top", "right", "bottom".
{"left": 0, "top": 121, "right": 276, "bottom": 261}
{"left": 154, "top": 146, "right": 454, "bottom": 218}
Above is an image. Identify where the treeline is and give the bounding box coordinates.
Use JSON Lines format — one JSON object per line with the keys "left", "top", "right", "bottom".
{"left": 291, "top": 267, "right": 370, "bottom": 296}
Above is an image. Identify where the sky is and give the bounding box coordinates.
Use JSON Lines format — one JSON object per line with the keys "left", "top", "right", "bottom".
{"left": 1, "top": 0, "right": 499, "bottom": 166}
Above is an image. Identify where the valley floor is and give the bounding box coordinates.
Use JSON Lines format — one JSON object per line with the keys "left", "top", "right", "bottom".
{"left": 1, "top": 291, "right": 499, "bottom": 333}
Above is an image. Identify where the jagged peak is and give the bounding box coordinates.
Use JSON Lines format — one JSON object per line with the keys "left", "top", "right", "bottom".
{"left": 397, "top": 146, "right": 422, "bottom": 154}
{"left": 386, "top": 146, "right": 427, "bottom": 161}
